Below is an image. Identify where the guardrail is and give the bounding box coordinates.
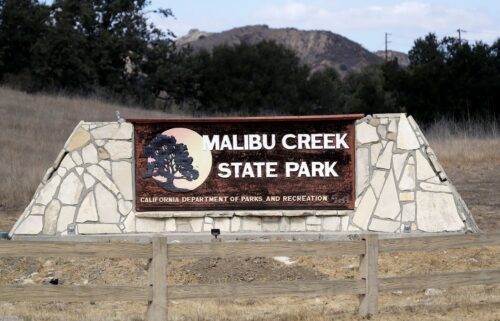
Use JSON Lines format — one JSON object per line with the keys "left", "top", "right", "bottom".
{"left": 1, "top": 232, "right": 500, "bottom": 320}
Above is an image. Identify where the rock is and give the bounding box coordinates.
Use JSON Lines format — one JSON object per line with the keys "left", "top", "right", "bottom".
{"left": 401, "top": 202, "right": 416, "bottom": 222}
{"left": 77, "top": 224, "right": 121, "bottom": 234}
{"left": 65, "top": 127, "right": 91, "bottom": 151}
{"left": 307, "top": 224, "right": 321, "bottom": 232}
{"left": 323, "top": 217, "right": 341, "bottom": 231}
{"left": 399, "top": 163, "right": 415, "bottom": 191}
{"left": 356, "top": 147, "right": 370, "bottom": 196}
{"left": 290, "top": 217, "right": 306, "bottom": 231}
{"left": 36, "top": 176, "right": 61, "bottom": 205}
{"left": 114, "top": 123, "right": 133, "bottom": 139}
{"left": 387, "top": 119, "right": 397, "bottom": 133}
{"left": 86, "top": 165, "right": 120, "bottom": 195}
{"left": 279, "top": 217, "right": 290, "bottom": 232}
{"left": 370, "top": 143, "right": 383, "bottom": 166}
{"left": 376, "top": 141, "right": 394, "bottom": 169}
{"left": 341, "top": 216, "right": 350, "bottom": 230}
{"left": 16, "top": 215, "right": 43, "bottom": 234}
{"left": 190, "top": 218, "right": 204, "bottom": 232}
{"left": 97, "top": 147, "right": 110, "bottom": 160}
{"left": 370, "top": 169, "right": 387, "bottom": 197}
{"left": 420, "top": 182, "right": 451, "bottom": 193}
{"left": 95, "top": 184, "right": 120, "bottom": 223}
{"left": 392, "top": 153, "right": 408, "bottom": 181}
{"left": 77, "top": 192, "right": 98, "bottom": 223}
{"left": 118, "top": 199, "right": 133, "bottom": 215}
{"left": 42, "top": 199, "right": 60, "bottom": 234}
{"left": 83, "top": 173, "right": 96, "bottom": 189}
{"left": 123, "top": 213, "right": 135, "bottom": 232}
{"left": 416, "top": 150, "right": 436, "bottom": 181}
{"left": 31, "top": 205, "right": 45, "bottom": 215}
{"left": 262, "top": 217, "right": 280, "bottom": 232}
{"left": 306, "top": 216, "right": 321, "bottom": 225}
{"left": 71, "top": 151, "right": 83, "bottom": 165}
{"left": 374, "top": 171, "right": 400, "bottom": 220}
{"left": 356, "top": 122, "right": 379, "bottom": 144}
{"left": 213, "top": 218, "right": 230, "bottom": 232}
{"left": 58, "top": 172, "right": 84, "bottom": 205}
{"left": 399, "top": 192, "right": 415, "bottom": 202}
{"left": 425, "top": 288, "right": 443, "bottom": 296}
{"left": 91, "top": 123, "right": 120, "bottom": 139}
{"left": 136, "top": 218, "right": 165, "bottom": 232}
{"left": 352, "top": 187, "right": 377, "bottom": 230}
{"left": 377, "top": 125, "right": 387, "bottom": 139}
{"left": 112, "top": 161, "right": 133, "bottom": 200}
{"left": 416, "top": 191, "right": 464, "bottom": 232}
{"left": 242, "top": 217, "right": 262, "bottom": 231}
{"left": 396, "top": 114, "right": 420, "bottom": 150}
{"left": 165, "top": 218, "right": 176, "bottom": 232}
{"left": 99, "top": 160, "right": 111, "bottom": 174}
{"left": 81, "top": 144, "right": 98, "bottom": 164}
{"left": 230, "top": 216, "right": 241, "bottom": 232}
{"left": 60, "top": 154, "right": 76, "bottom": 169}
{"left": 57, "top": 206, "right": 76, "bottom": 232}
{"left": 104, "top": 141, "right": 132, "bottom": 160}
{"left": 369, "top": 218, "right": 400, "bottom": 232}
{"left": 176, "top": 220, "right": 192, "bottom": 232}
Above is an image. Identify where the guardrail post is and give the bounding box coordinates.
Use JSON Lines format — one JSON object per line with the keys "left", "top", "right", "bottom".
{"left": 358, "top": 234, "right": 379, "bottom": 317}
{"left": 147, "top": 235, "right": 168, "bottom": 321}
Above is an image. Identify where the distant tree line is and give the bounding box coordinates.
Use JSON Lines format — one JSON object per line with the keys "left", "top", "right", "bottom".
{"left": 0, "top": 0, "right": 499, "bottom": 124}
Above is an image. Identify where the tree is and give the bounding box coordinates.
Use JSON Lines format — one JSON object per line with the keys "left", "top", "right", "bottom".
{"left": 143, "top": 134, "right": 199, "bottom": 192}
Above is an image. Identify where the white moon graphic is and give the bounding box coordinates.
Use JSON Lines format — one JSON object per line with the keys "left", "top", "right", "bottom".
{"left": 151, "top": 128, "right": 212, "bottom": 191}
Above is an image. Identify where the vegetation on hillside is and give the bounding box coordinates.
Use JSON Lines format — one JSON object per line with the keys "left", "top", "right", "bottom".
{"left": 0, "top": 1, "right": 499, "bottom": 123}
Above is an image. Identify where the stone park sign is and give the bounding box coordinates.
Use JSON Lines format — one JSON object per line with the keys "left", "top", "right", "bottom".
{"left": 131, "top": 116, "right": 358, "bottom": 212}
{"left": 9, "top": 113, "right": 479, "bottom": 237}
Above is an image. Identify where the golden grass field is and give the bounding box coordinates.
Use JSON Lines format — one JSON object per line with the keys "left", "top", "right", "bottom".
{"left": 0, "top": 86, "right": 499, "bottom": 320}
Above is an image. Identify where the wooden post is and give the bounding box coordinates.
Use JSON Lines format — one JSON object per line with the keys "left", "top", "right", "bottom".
{"left": 358, "top": 234, "right": 379, "bottom": 317}
{"left": 147, "top": 235, "right": 168, "bottom": 321}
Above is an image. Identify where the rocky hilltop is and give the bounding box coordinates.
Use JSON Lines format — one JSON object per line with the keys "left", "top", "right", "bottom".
{"left": 373, "top": 50, "right": 410, "bottom": 67}
{"left": 177, "top": 25, "right": 383, "bottom": 74}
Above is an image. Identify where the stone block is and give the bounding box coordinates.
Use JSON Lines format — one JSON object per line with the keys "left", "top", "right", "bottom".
{"left": 104, "top": 141, "right": 133, "bottom": 160}
{"left": 420, "top": 182, "right": 451, "bottom": 193}
{"left": 279, "top": 217, "right": 291, "bottom": 231}
{"left": 123, "top": 213, "right": 136, "bottom": 232}
{"left": 36, "top": 176, "right": 61, "bottom": 205}
{"left": 306, "top": 216, "right": 321, "bottom": 225}
{"left": 77, "top": 192, "right": 98, "bottom": 223}
{"left": 374, "top": 171, "right": 400, "bottom": 220}
{"left": 370, "top": 169, "right": 387, "bottom": 197}
{"left": 262, "top": 217, "right": 280, "bottom": 232}
{"left": 57, "top": 206, "right": 76, "bottom": 232}
{"left": 65, "top": 127, "right": 91, "bottom": 151}
{"left": 136, "top": 218, "right": 165, "bottom": 232}
{"left": 177, "top": 220, "right": 193, "bottom": 232}
{"left": 231, "top": 216, "right": 241, "bottom": 232}
{"left": 165, "top": 218, "right": 176, "bottom": 232}
{"left": 307, "top": 225, "right": 321, "bottom": 232}
{"left": 323, "top": 217, "right": 341, "bottom": 231}
{"left": 352, "top": 187, "right": 377, "bottom": 230}
{"left": 118, "top": 199, "right": 133, "bottom": 215}
{"left": 86, "top": 165, "right": 120, "bottom": 195}
{"left": 77, "top": 224, "right": 121, "bottom": 234}
{"left": 416, "top": 150, "right": 436, "bottom": 181}
{"left": 376, "top": 141, "right": 394, "bottom": 169}
{"left": 214, "top": 218, "right": 231, "bottom": 232}
{"left": 397, "top": 114, "right": 420, "bottom": 150}
{"left": 16, "top": 216, "right": 43, "bottom": 235}
{"left": 241, "top": 217, "right": 262, "bottom": 231}
{"left": 190, "top": 218, "right": 204, "bottom": 232}
{"left": 399, "top": 192, "right": 415, "bottom": 202}
{"left": 58, "top": 172, "right": 84, "bottom": 205}
{"left": 356, "top": 122, "right": 379, "bottom": 144}
{"left": 290, "top": 217, "right": 306, "bottom": 231}
{"left": 95, "top": 183, "right": 120, "bottom": 223}
{"left": 392, "top": 153, "right": 408, "bottom": 181}
{"left": 399, "top": 163, "right": 415, "bottom": 191}
{"left": 369, "top": 218, "right": 400, "bottom": 232}
{"left": 82, "top": 144, "right": 98, "bottom": 164}
{"left": 370, "top": 143, "right": 383, "bottom": 166}
{"left": 416, "top": 191, "right": 464, "bottom": 232}
{"left": 356, "top": 147, "right": 370, "bottom": 196}
{"left": 402, "top": 202, "right": 416, "bottom": 222}
{"left": 112, "top": 161, "right": 133, "bottom": 200}
{"left": 43, "top": 200, "right": 61, "bottom": 235}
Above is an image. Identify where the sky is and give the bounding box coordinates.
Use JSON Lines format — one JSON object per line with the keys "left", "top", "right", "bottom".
{"left": 148, "top": 0, "right": 500, "bottom": 53}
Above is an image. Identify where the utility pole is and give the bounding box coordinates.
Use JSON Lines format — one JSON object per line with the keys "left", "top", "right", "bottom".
{"left": 457, "top": 28, "right": 467, "bottom": 43}
{"left": 385, "top": 32, "right": 391, "bottom": 62}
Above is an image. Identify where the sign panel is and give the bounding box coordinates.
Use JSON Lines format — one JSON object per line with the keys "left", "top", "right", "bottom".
{"left": 131, "top": 115, "right": 362, "bottom": 212}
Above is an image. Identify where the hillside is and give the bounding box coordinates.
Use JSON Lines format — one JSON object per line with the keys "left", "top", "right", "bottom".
{"left": 177, "top": 25, "right": 383, "bottom": 73}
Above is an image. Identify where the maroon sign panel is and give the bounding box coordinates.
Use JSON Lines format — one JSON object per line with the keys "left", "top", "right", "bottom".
{"left": 130, "top": 115, "right": 363, "bottom": 212}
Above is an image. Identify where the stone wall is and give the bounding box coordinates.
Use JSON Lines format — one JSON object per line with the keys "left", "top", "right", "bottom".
{"left": 9, "top": 113, "right": 479, "bottom": 237}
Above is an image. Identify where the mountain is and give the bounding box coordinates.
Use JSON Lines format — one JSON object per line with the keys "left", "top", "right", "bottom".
{"left": 373, "top": 50, "right": 410, "bottom": 67}
{"left": 176, "top": 25, "right": 383, "bottom": 74}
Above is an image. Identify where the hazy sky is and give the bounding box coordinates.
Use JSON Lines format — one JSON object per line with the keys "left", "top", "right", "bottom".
{"left": 148, "top": 0, "right": 500, "bottom": 52}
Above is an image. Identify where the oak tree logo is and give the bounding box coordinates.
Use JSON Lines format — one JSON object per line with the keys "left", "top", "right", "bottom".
{"left": 143, "top": 133, "right": 200, "bottom": 192}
